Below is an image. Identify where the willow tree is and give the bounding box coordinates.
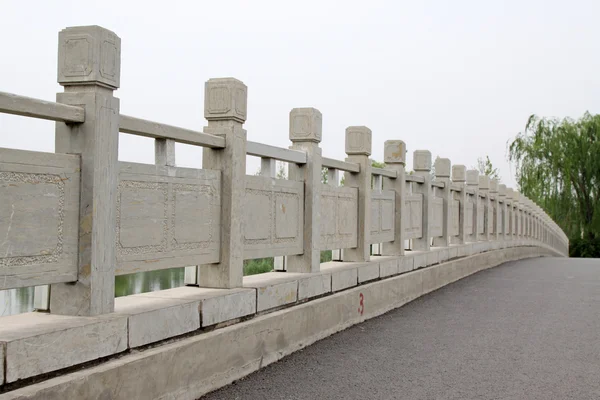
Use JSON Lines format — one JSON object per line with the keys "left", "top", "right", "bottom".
{"left": 509, "top": 112, "right": 600, "bottom": 241}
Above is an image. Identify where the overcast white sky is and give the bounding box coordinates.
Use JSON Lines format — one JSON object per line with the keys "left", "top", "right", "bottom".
{"left": 1, "top": 0, "right": 599, "bottom": 188}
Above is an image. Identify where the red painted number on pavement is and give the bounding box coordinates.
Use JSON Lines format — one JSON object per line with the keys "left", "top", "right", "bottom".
{"left": 358, "top": 293, "right": 364, "bottom": 315}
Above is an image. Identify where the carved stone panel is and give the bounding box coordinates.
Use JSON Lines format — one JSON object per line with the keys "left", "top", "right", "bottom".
{"left": 466, "top": 198, "right": 474, "bottom": 235}
{"left": 404, "top": 193, "right": 423, "bottom": 240}
{"left": 488, "top": 205, "right": 495, "bottom": 234}
{"left": 116, "top": 162, "right": 220, "bottom": 275}
{"left": 244, "top": 175, "right": 304, "bottom": 259}
{"left": 0, "top": 148, "right": 80, "bottom": 290}
{"left": 477, "top": 203, "right": 485, "bottom": 234}
{"left": 370, "top": 190, "right": 395, "bottom": 244}
{"left": 495, "top": 205, "right": 502, "bottom": 234}
{"left": 320, "top": 185, "right": 358, "bottom": 250}
{"left": 451, "top": 199, "right": 460, "bottom": 236}
{"left": 431, "top": 197, "right": 444, "bottom": 238}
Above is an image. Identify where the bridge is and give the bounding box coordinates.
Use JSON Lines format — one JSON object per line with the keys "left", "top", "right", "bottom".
{"left": 0, "top": 25, "right": 568, "bottom": 399}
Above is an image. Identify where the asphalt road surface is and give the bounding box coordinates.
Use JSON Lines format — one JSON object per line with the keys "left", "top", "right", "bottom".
{"left": 204, "top": 257, "right": 600, "bottom": 400}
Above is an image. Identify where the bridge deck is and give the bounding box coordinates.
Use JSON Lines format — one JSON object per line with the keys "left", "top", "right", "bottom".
{"left": 205, "top": 258, "right": 600, "bottom": 400}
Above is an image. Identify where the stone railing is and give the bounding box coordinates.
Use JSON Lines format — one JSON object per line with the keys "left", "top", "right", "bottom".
{"left": 0, "top": 24, "right": 568, "bottom": 393}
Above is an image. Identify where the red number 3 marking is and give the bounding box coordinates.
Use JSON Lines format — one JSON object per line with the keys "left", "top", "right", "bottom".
{"left": 358, "top": 293, "right": 364, "bottom": 315}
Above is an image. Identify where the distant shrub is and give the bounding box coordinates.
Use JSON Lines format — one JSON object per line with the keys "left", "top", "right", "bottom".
{"left": 569, "top": 238, "right": 600, "bottom": 258}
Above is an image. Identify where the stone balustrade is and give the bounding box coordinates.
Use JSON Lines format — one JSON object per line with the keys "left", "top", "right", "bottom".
{"left": 0, "top": 24, "right": 568, "bottom": 393}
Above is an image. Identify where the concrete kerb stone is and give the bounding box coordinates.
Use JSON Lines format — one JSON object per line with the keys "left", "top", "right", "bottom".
{"left": 114, "top": 295, "right": 200, "bottom": 348}
{"left": 426, "top": 249, "right": 440, "bottom": 266}
{"left": 0, "top": 245, "right": 556, "bottom": 400}
{"left": 243, "top": 273, "right": 300, "bottom": 312}
{"left": 0, "top": 313, "right": 127, "bottom": 384}
{"left": 297, "top": 273, "right": 332, "bottom": 301}
{"left": 134, "top": 287, "right": 256, "bottom": 328}
{"left": 377, "top": 256, "right": 399, "bottom": 278}
{"left": 320, "top": 262, "right": 359, "bottom": 292}
{"left": 411, "top": 251, "right": 427, "bottom": 269}
{"left": 358, "top": 261, "right": 380, "bottom": 283}
{"left": 398, "top": 256, "right": 414, "bottom": 273}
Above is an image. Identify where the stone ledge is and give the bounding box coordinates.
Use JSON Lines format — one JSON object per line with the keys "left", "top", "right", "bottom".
{"left": 244, "top": 273, "right": 300, "bottom": 312}
{"left": 320, "top": 262, "right": 359, "bottom": 292}
{"left": 135, "top": 287, "right": 256, "bottom": 328}
{"left": 358, "top": 262, "right": 380, "bottom": 283}
{"left": 298, "top": 273, "right": 331, "bottom": 301}
{"left": 114, "top": 296, "right": 200, "bottom": 348}
{"left": 377, "top": 257, "right": 399, "bottom": 278}
{"left": 0, "top": 245, "right": 560, "bottom": 400}
{"left": 0, "top": 313, "right": 127, "bottom": 384}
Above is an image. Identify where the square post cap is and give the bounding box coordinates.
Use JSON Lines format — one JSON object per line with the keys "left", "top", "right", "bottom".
{"left": 345, "top": 126, "right": 372, "bottom": 156}
{"left": 478, "top": 175, "right": 490, "bottom": 190}
{"left": 506, "top": 188, "right": 514, "bottom": 200}
{"left": 58, "top": 25, "right": 121, "bottom": 89}
{"left": 466, "top": 170, "right": 479, "bottom": 186}
{"left": 384, "top": 140, "right": 406, "bottom": 165}
{"left": 498, "top": 184, "right": 507, "bottom": 196}
{"left": 204, "top": 78, "right": 248, "bottom": 123}
{"left": 434, "top": 157, "right": 451, "bottom": 178}
{"left": 413, "top": 150, "right": 432, "bottom": 172}
{"left": 490, "top": 179, "right": 499, "bottom": 193}
{"left": 289, "top": 108, "right": 322, "bottom": 143}
{"left": 452, "top": 165, "right": 466, "bottom": 182}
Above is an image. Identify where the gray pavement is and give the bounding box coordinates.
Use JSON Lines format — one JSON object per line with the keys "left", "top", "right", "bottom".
{"left": 203, "top": 257, "right": 600, "bottom": 400}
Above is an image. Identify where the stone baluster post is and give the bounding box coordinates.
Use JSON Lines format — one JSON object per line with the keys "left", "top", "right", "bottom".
{"left": 50, "top": 26, "right": 121, "bottom": 316}
{"left": 525, "top": 197, "right": 531, "bottom": 239}
{"left": 382, "top": 141, "right": 406, "bottom": 256}
{"left": 466, "top": 170, "right": 479, "bottom": 242}
{"left": 412, "top": 151, "right": 432, "bottom": 251}
{"left": 506, "top": 188, "right": 515, "bottom": 239}
{"left": 490, "top": 179, "right": 500, "bottom": 241}
{"left": 433, "top": 158, "right": 451, "bottom": 247}
{"left": 521, "top": 198, "right": 528, "bottom": 240}
{"left": 499, "top": 184, "right": 507, "bottom": 240}
{"left": 478, "top": 175, "right": 490, "bottom": 241}
{"left": 452, "top": 165, "right": 467, "bottom": 245}
{"left": 542, "top": 212, "right": 547, "bottom": 244}
{"left": 514, "top": 192, "right": 521, "bottom": 240}
{"left": 198, "top": 78, "right": 247, "bottom": 288}
{"left": 531, "top": 202, "right": 535, "bottom": 241}
{"left": 532, "top": 205, "right": 538, "bottom": 241}
{"left": 287, "top": 108, "right": 323, "bottom": 272}
{"left": 538, "top": 206, "right": 542, "bottom": 242}
{"left": 541, "top": 209, "right": 545, "bottom": 243}
{"left": 343, "top": 127, "right": 372, "bottom": 262}
{"left": 533, "top": 203, "right": 537, "bottom": 241}
{"left": 531, "top": 203, "right": 540, "bottom": 241}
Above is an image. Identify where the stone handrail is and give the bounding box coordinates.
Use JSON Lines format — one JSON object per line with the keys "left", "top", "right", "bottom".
{"left": 0, "top": 91, "right": 85, "bottom": 123}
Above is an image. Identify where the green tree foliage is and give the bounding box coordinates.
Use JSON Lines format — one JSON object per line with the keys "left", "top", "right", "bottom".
{"left": 371, "top": 160, "right": 385, "bottom": 169}
{"left": 276, "top": 162, "right": 287, "bottom": 179}
{"left": 475, "top": 156, "right": 500, "bottom": 181}
{"left": 339, "top": 159, "right": 384, "bottom": 186}
{"left": 321, "top": 167, "right": 329, "bottom": 184}
{"left": 509, "top": 112, "right": 600, "bottom": 255}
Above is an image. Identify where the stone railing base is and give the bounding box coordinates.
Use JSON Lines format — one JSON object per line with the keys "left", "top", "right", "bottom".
{"left": 0, "top": 243, "right": 561, "bottom": 399}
